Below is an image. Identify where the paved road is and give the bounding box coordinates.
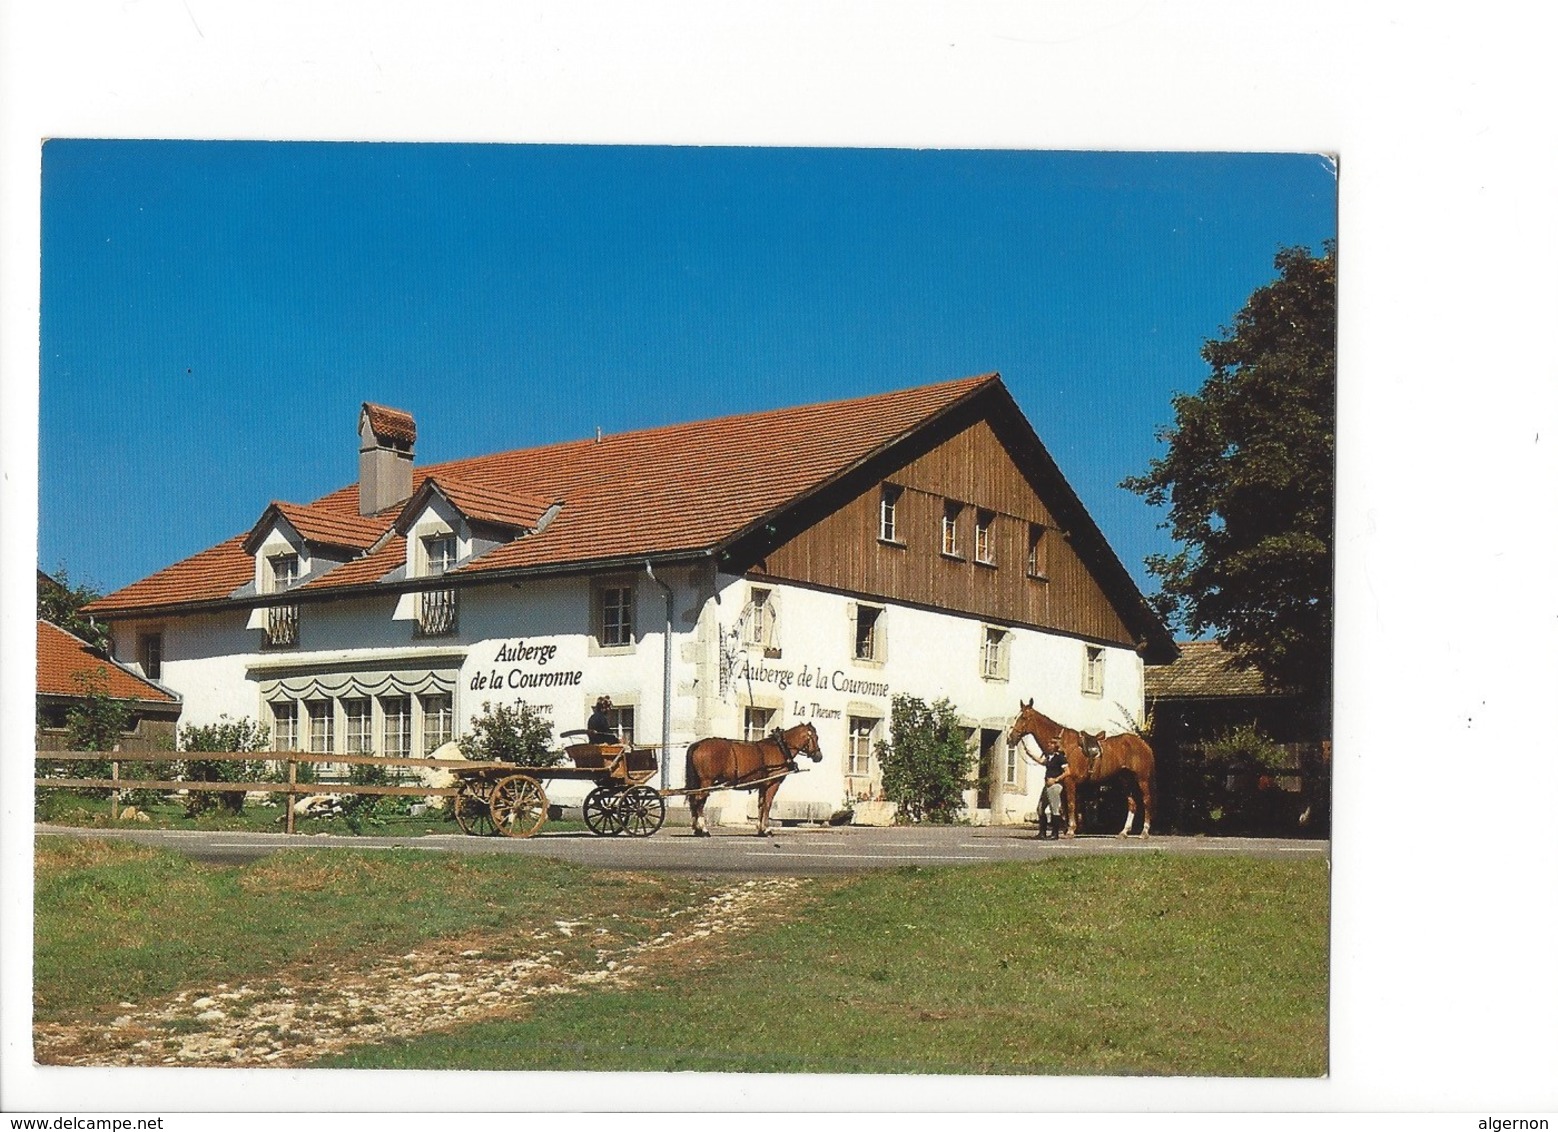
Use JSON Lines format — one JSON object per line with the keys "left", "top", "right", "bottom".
{"left": 37, "top": 821, "right": 1329, "bottom": 872}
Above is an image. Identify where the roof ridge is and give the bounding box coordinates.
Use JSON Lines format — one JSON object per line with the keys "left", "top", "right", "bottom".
{"left": 410, "top": 371, "right": 1000, "bottom": 479}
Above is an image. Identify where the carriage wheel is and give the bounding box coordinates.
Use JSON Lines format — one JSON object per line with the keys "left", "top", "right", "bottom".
{"left": 453, "top": 784, "right": 496, "bottom": 837}
{"left": 490, "top": 774, "right": 549, "bottom": 838}
{"left": 618, "top": 785, "right": 666, "bottom": 838}
{"left": 583, "top": 786, "right": 627, "bottom": 837}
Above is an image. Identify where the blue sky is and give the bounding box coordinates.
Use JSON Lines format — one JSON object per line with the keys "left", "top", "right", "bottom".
{"left": 39, "top": 142, "right": 1336, "bottom": 608}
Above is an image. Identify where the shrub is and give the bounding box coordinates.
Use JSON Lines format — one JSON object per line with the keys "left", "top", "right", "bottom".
{"left": 460, "top": 700, "right": 560, "bottom": 767}
{"left": 179, "top": 716, "right": 270, "bottom": 816}
{"left": 876, "top": 695, "right": 975, "bottom": 824}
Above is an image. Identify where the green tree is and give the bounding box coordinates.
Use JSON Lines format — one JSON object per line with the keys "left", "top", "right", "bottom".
{"left": 1124, "top": 243, "right": 1336, "bottom": 702}
{"left": 459, "top": 700, "right": 560, "bottom": 767}
{"left": 38, "top": 568, "right": 110, "bottom": 652}
{"left": 877, "top": 695, "right": 975, "bottom": 823}
{"left": 179, "top": 716, "right": 270, "bottom": 815}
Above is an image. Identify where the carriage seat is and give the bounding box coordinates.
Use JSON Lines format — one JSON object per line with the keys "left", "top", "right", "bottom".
{"left": 565, "top": 742, "right": 625, "bottom": 771}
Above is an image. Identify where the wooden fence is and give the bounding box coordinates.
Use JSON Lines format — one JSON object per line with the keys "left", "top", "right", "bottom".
{"left": 34, "top": 750, "right": 516, "bottom": 835}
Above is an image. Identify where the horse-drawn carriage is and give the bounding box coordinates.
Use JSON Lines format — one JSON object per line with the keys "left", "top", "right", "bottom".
{"left": 448, "top": 721, "right": 823, "bottom": 839}
{"left": 449, "top": 730, "right": 665, "bottom": 839}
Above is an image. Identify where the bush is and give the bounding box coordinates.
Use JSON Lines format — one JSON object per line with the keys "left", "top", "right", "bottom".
{"left": 57, "top": 668, "right": 131, "bottom": 797}
{"left": 460, "top": 700, "right": 560, "bottom": 767}
{"left": 877, "top": 695, "right": 975, "bottom": 824}
{"left": 179, "top": 716, "right": 270, "bottom": 816}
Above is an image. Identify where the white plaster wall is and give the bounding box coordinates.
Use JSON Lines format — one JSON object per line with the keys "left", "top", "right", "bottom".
{"left": 108, "top": 564, "right": 1144, "bottom": 825}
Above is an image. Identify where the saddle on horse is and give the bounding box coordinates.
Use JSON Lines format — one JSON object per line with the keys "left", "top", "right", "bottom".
{"left": 1079, "top": 730, "right": 1104, "bottom": 777}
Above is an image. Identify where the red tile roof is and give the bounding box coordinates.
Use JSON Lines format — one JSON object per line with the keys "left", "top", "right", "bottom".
{"left": 244, "top": 502, "right": 391, "bottom": 554}
{"left": 405, "top": 476, "right": 557, "bottom": 534}
{"left": 36, "top": 620, "right": 178, "bottom": 703}
{"left": 362, "top": 402, "right": 417, "bottom": 446}
{"left": 88, "top": 373, "right": 1002, "bottom": 615}
{"left": 1145, "top": 640, "right": 1270, "bottom": 699}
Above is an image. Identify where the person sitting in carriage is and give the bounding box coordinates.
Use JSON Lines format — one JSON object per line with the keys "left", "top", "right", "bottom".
{"left": 586, "top": 695, "right": 619, "bottom": 746}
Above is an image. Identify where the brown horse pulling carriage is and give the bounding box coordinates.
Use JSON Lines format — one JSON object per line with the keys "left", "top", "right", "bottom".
{"left": 1007, "top": 699, "right": 1156, "bottom": 839}
{"left": 449, "top": 721, "right": 822, "bottom": 839}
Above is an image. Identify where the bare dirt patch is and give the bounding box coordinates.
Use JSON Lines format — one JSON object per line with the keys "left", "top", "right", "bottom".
{"left": 34, "top": 876, "right": 805, "bottom": 1068}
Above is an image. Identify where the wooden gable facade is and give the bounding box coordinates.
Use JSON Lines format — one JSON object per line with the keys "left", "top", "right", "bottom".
{"left": 727, "top": 386, "right": 1153, "bottom": 655}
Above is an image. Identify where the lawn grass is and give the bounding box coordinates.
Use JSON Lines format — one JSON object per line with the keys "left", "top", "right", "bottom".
{"left": 323, "top": 855, "right": 1330, "bottom": 1077}
{"left": 32, "top": 837, "right": 709, "bottom": 1018}
{"left": 36, "top": 840, "right": 1328, "bottom": 1077}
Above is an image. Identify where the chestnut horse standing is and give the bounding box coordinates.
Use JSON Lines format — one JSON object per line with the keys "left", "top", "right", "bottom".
{"left": 1006, "top": 699, "right": 1155, "bottom": 838}
{"left": 685, "top": 722, "right": 822, "bottom": 837}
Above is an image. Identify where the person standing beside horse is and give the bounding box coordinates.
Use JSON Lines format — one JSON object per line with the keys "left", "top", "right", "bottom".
{"left": 1024, "top": 734, "right": 1068, "bottom": 839}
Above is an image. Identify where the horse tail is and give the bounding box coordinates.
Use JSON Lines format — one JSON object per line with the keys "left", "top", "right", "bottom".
{"left": 684, "top": 740, "right": 708, "bottom": 793}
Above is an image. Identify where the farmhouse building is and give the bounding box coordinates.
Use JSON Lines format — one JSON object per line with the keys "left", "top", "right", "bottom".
{"left": 85, "top": 373, "right": 1175, "bottom": 825}
{"left": 36, "top": 618, "right": 182, "bottom": 751}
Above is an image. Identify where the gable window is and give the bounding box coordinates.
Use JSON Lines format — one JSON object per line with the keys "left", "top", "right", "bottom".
{"left": 1083, "top": 645, "right": 1106, "bottom": 697}
{"left": 1027, "top": 524, "right": 1048, "bottom": 578}
{"left": 422, "top": 534, "right": 457, "bottom": 576}
{"left": 847, "top": 717, "right": 877, "bottom": 778}
{"left": 595, "top": 579, "right": 635, "bottom": 648}
{"left": 138, "top": 632, "right": 163, "bottom": 681}
{"left": 981, "top": 626, "right": 1011, "bottom": 681}
{"left": 975, "top": 510, "right": 995, "bottom": 565}
{"left": 268, "top": 552, "right": 300, "bottom": 593}
{"left": 853, "top": 603, "right": 885, "bottom": 663}
{"left": 420, "top": 693, "right": 453, "bottom": 756}
{"left": 417, "top": 533, "right": 459, "bottom": 636}
{"left": 743, "top": 587, "right": 778, "bottom": 651}
{"left": 879, "top": 485, "right": 903, "bottom": 544}
{"left": 271, "top": 700, "right": 298, "bottom": 752}
{"left": 942, "top": 502, "right": 963, "bottom": 558}
{"left": 744, "top": 706, "right": 775, "bottom": 743}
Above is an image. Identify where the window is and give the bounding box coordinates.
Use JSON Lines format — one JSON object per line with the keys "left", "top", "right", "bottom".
{"left": 271, "top": 700, "right": 298, "bottom": 752}
{"left": 975, "top": 510, "right": 995, "bottom": 565}
{"left": 847, "top": 717, "right": 877, "bottom": 777}
{"left": 743, "top": 587, "right": 778, "bottom": 649}
{"left": 743, "top": 706, "right": 775, "bottom": 743}
{"left": 879, "top": 485, "right": 903, "bottom": 543}
{"left": 596, "top": 580, "right": 635, "bottom": 647}
{"left": 268, "top": 552, "right": 300, "bottom": 593}
{"left": 1004, "top": 737, "right": 1019, "bottom": 787}
{"left": 417, "top": 587, "right": 458, "bottom": 637}
{"left": 604, "top": 705, "right": 635, "bottom": 746}
{"left": 307, "top": 700, "right": 334, "bottom": 753}
{"left": 422, "top": 534, "right": 457, "bottom": 576}
{"left": 344, "top": 698, "right": 373, "bottom": 754}
{"left": 138, "top": 633, "right": 163, "bottom": 681}
{"left": 421, "top": 693, "right": 453, "bottom": 755}
{"left": 1027, "top": 524, "right": 1047, "bottom": 578}
{"left": 381, "top": 696, "right": 411, "bottom": 759}
{"left": 942, "top": 501, "right": 963, "bottom": 558}
{"left": 853, "top": 604, "right": 884, "bottom": 662}
{"left": 981, "top": 626, "right": 1011, "bottom": 681}
{"left": 1083, "top": 645, "right": 1106, "bottom": 696}
{"left": 264, "top": 603, "right": 299, "bottom": 648}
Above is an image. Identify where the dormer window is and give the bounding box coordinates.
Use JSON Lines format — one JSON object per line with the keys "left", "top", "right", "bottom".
{"left": 268, "top": 552, "right": 300, "bottom": 593}
{"left": 423, "top": 534, "right": 457, "bottom": 576}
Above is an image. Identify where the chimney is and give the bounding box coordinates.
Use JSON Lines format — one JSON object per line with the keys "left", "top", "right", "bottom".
{"left": 358, "top": 402, "right": 417, "bottom": 515}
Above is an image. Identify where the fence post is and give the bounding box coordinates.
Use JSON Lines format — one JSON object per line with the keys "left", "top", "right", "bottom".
{"left": 286, "top": 758, "right": 297, "bottom": 835}
{"left": 111, "top": 757, "right": 121, "bottom": 822}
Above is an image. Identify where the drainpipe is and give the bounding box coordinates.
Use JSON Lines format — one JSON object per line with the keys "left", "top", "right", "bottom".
{"left": 644, "top": 561, "right": 674, "bottom": 791}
